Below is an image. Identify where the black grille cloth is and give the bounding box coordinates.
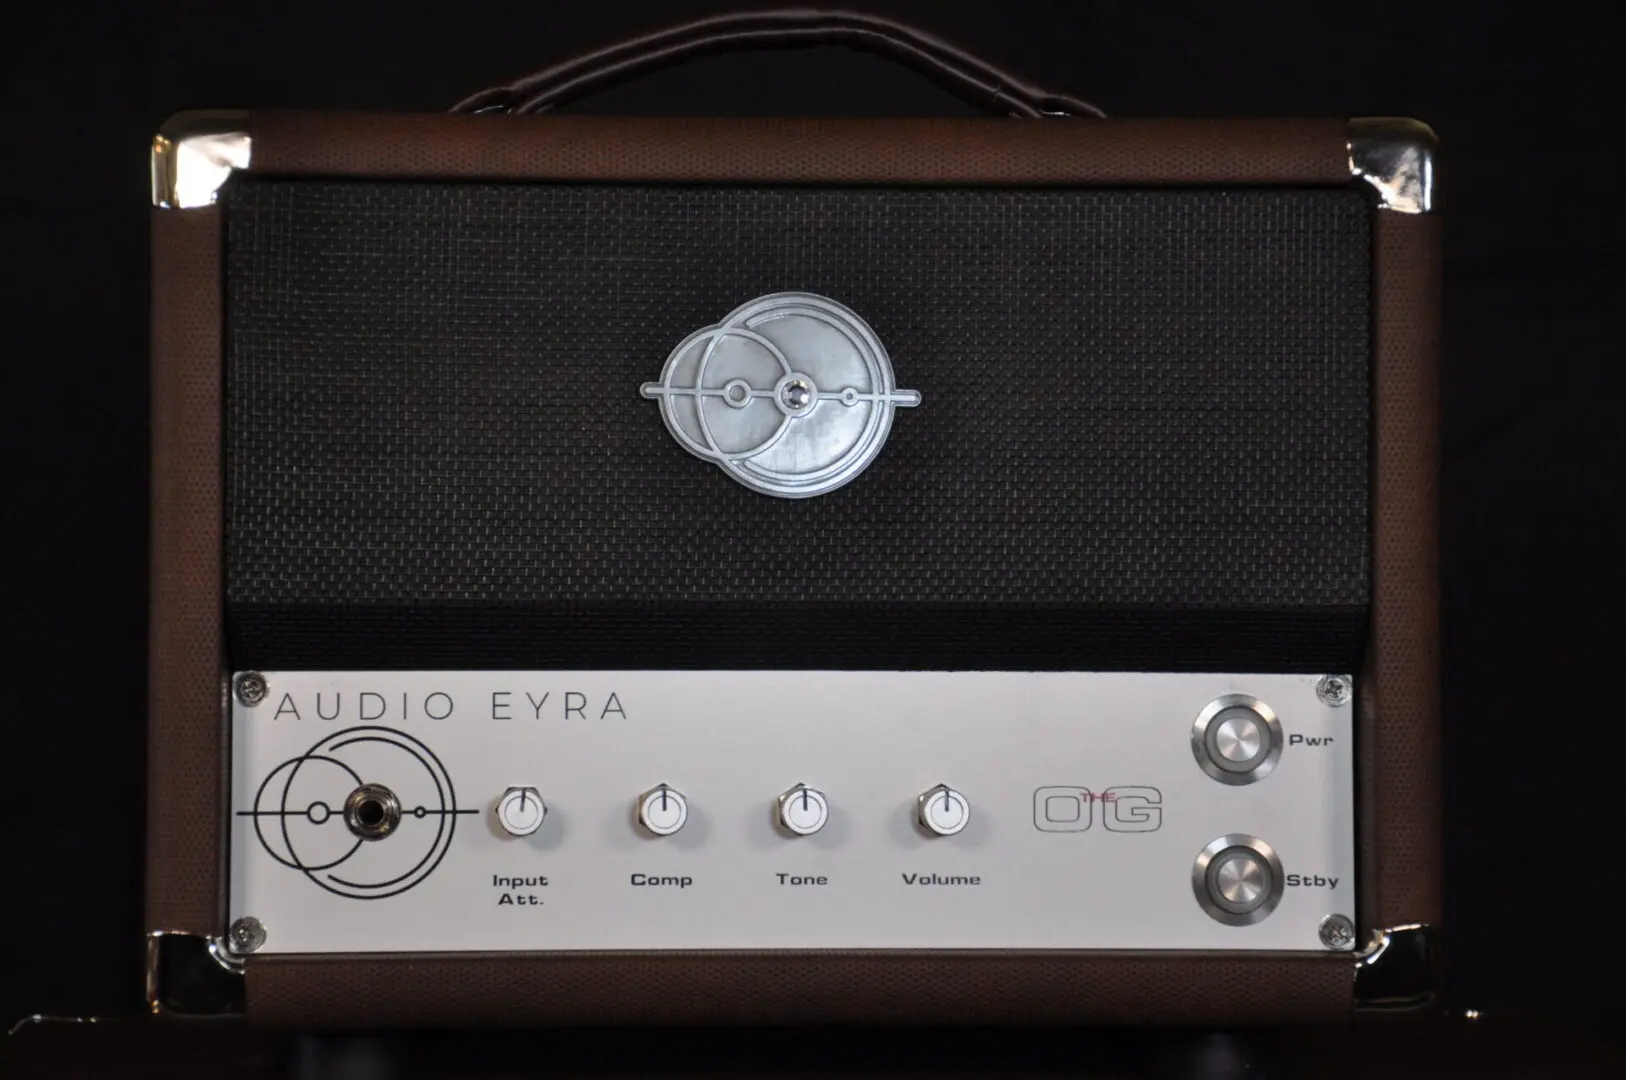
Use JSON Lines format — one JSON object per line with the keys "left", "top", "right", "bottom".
{"left": 222, "top": 180, "right": 1370, "bottom": 671}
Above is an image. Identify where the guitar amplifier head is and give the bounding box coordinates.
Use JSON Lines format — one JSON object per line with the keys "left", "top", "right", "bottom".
{"left": 146, "top": 16, "right": 1439, "bottom": 1028}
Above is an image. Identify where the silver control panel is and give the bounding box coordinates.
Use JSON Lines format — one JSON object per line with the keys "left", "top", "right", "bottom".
{"left": 228, "top": 671, "right": 1355, "bottom": 954}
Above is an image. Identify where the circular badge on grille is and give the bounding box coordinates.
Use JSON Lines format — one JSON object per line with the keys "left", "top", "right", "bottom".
{"left": 641, "top": 292, "right": 921, "bottom": 499}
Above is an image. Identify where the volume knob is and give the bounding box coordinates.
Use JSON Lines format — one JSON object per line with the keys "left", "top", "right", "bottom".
{"left": 917, "top": 784, "right": 970, "bottom": 836}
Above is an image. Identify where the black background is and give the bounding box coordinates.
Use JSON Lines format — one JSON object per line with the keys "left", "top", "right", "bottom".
{"left": 4, "top": 0, "right": 1624, "bottom": 1053}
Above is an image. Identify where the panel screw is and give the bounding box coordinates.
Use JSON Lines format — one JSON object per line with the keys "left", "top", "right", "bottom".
{"left": 1315, "top": 674, "right": 1353, "bottom": 708}
{"left": 1318, "top": 913, "right": 1356, "bottom": 950}
{"left": 233, "top": 671, "right": 268, "bottom": 706}
{"left": 227, "top": 916, "right": 266, "bottom": 955}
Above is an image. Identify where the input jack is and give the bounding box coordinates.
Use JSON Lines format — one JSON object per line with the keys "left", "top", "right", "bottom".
{"left": 343, "top": 783, "right": 402, "bottom": 841}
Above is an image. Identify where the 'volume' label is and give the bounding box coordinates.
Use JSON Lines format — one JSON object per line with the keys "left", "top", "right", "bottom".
{"left": 901, "top": 873, "right": 981, "bottom": 886}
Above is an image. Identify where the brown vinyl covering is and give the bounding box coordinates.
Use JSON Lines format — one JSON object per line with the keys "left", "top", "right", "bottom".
{"left": 246, "top": 951, "right": 1354, "bottom": 1027}
{"left": 1360, "top": 213, "right": 1443, "bottom": 932}
{"left": 247, "top": 113, "right": 1353, "bottom": 186}
{"left": 147, "top": 207, "right": 226, "bottom": 934}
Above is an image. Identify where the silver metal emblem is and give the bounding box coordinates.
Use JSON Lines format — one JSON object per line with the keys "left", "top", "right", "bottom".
{"left": 641, "top": 292, "right": 921, "bottom": 499}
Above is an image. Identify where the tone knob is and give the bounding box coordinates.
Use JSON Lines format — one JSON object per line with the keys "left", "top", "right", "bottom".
{"left": 637, "top": 784, "right": 688, "bottom": 836}
{"left": 917, "top": 784, "right": 970, "bottom": 836}
{"left": 777, "top": 784, "right": 829, "bottom": 836}
{"left": 1192, "top": 834, "right": 1284, "bottom": 925}
{"left": 1191, "top": 694, "right": 1282, "bottom": 785}
{"left": 494, "top": 786, "right": 546, "bottom": 837}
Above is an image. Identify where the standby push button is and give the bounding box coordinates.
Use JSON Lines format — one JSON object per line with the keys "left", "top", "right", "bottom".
{"left": 1191, "top": 694, "right": 1283, "bottom": 785}
{"left": 1192, "top": 834, "right": 1284, "bottom": 925}
{"left": 636, "top": 784, "right": 688, "bottom": 836}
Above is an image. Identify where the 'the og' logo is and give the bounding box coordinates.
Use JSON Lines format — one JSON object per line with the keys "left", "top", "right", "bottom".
{"left": 1033, "top": 786, "right": 1163, "bottom": 833}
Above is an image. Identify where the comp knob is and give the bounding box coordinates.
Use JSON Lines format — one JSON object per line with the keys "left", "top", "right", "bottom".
{"left": 637, "top": 784, "right": 688, "bottom": 836}
{"left": 916, "top": 784, "right": 970, "bottom": 836}
{"left": 494, "top": 786, "right": 547, "bottom": 837}
{"left": 1192, "top": 834, "right": 1284, "bottom": 925}
{"left": 776, "top": 784, "right": 829, "bottom": 836}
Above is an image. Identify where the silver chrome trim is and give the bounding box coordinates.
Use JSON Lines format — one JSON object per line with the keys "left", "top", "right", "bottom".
{"left": 1354, "top": 923, "right": 1440, "bottom": 1010}
{"left": 1349, "top": 117, "right": 1437, "bottom": 214}
{"left": 146, "top": 929, "right": 248, "bottom": 1017}
{"left": 1191, "top": 833, "right": 1284, "bottom": 926}
{"left": 7, "top": 1014, "right": 101, "bottom": 1037}
{"left": 145, "top": 928, "right": 183, "bottom": 1014}
{"left": 1191, "top": 694, "right": 1283, "bottom": 786}
{"left": 151, "top": 110, "right": 251, "bottom": 209}
{"left": 1356, "top": 920, "right": 1425, "bottom": 961}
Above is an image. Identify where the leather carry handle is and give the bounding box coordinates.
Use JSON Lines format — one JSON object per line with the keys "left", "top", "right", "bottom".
{"left": 453, "top": 8, "right": 1107, "bottom": 118}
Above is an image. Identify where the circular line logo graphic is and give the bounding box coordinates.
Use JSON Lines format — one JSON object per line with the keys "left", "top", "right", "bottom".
{"left": 237, "top": 726, "right": 474, "bottom": 900}
{"left": 641, "top": 292, "right": 921, "bottom": 499}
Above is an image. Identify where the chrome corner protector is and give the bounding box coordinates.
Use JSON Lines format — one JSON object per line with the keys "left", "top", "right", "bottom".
{"left": 208, "top": 936, "right": 247, "bottom": 974}
{"left": 151, "top": 110, "right": 251, "bottom": 209}
{"left": 145, "top": 929, "right": 246, "bottom": 1017}
{"left": 1354, "top": 923, "right": 1441, "bottom": 1011}
{"left": 1348, "top": 118, "right": 1437, "bottom": 214}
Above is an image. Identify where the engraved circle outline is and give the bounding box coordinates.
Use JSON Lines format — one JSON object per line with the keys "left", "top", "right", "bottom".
{"left": 693, "top": 326, "right": 795, "bottom": 462}
{"left": 249, "top": 725, "right": 464, "bottom": 901}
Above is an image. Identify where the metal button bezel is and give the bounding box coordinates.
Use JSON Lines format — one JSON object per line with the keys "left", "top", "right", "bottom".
{"left": 1191, "top": 693, "right": 1283, "bottom": 785}
{"left": 1191, "top": 833, "right": 1285, "bottom": 926}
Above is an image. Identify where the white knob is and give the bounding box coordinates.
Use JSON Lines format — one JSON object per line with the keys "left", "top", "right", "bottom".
{"left": 494, "top": 786, "right": 546, "bottom": 837}
{"left": 917, "top": 784, "right": 970, "bottom": 836}
{"left": 777, "top": 784, "right": 829, "bottom": 836}
{"left": 637, "top": 784, "right": 688, "bottom": 836}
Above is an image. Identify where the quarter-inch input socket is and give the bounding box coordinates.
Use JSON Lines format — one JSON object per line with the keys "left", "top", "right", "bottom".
{"left": 343, "top": 783, "right": 402, "bottom": 841}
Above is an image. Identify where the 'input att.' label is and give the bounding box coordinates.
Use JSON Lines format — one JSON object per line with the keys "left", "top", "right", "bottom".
{"left": 1032, "top": 787, "right": 1162, "bottom": 833}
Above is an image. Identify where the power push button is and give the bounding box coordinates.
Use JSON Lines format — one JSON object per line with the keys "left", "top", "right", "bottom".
{"left": 1191, "top": 694, "right": 1282, "bottom": 785}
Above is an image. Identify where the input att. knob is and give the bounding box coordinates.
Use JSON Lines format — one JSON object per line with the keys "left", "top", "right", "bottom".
{"left": 637, "top": 784, "right": 688, "bottom": 836}
{"left": 776, "top": 784, "right": 829, "bottom": 836}
{"left": 917, "top": 784, "right": 970, "bottom": 836}
{"left": 494, "top": 787, "right": 546, "bottom": 837}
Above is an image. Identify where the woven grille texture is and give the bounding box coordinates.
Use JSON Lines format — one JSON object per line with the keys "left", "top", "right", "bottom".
{"left": 223, "top": 180, "right": 1370, "bottom": 670}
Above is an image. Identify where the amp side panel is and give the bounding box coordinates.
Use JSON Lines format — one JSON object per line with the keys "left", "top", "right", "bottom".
{"left": 147, "top": 206, "right": 228, "bottom": 936}
{"left": 1364, "top": 213, "right": 1442, "bottom": 931}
